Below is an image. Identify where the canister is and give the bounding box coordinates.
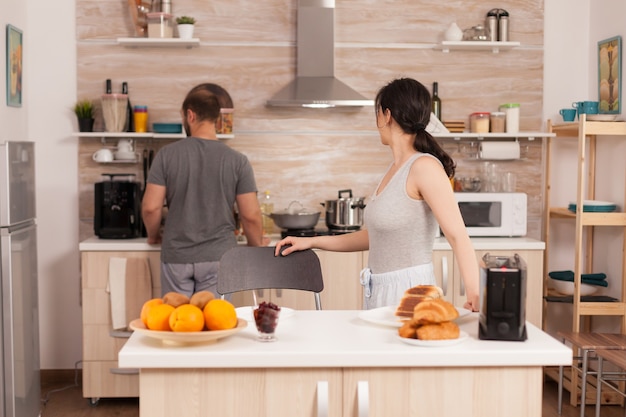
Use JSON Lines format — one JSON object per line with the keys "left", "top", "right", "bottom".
{"left": 133, "top": 105, "right": 148, "bottom": 133}
{"left": 470, "top": 112, "right": 490, "bottom": 133}
{"left": 486, "top": 10, "right": 498, "bottom": 42}
{"left": 490, "top": 112, "right": 506, "bottom": 133}
{"left": 147, "top": 12, "right": 173, "bottom": 38}
{"left": 217, "top": 108, "right": 234, "bottom": 134}
{"left": 498, "top": 10, "right": 509, "bottom": 42}
{"left": 499, "top": 103, "right": 520, "bottom": 133}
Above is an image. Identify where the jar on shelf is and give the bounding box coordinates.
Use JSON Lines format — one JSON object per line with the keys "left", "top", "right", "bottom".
{"left": 147, "top": 12, "right": 174, "bottom": 38}
{"left": 469, "top": 112, "right": 490, "bottom": 133}
{"left": 490, "top": 112, "right": 506, "bottom": 133}
{"left": 499, "top": 103, "right": 520, "bottom": 133}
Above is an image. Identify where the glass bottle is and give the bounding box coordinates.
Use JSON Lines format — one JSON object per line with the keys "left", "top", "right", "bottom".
{"left": 259, "top": 191, "right": 274, "bottom": 235}
{"left": 432, "top": 82, "right": 442, "bottom": 121}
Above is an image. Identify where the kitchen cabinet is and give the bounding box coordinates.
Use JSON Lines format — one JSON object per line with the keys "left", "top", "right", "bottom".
{"left": 81, "top": 250, "right": 161, "bottom": 404}
{"left": 433, "top": 247, "right": 544, "bottom": 328}
{"left": 231, "top": 250, "right": 366, "bottom": 310}
{"left": 544, "top": 116, "right": 626, "bottom": 332}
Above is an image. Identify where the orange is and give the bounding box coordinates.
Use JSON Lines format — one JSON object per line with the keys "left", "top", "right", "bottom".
{"left": 145, "top": 303, "right": 175, "bottom": 331}
{"left": 203, "top": 299, "right": 237, "bottom": 331}
{"left": 169, "top": 304, "right": 205, "bottom": 332}
{"left": 140, "top": 298, "right": 164, "bottom": 327}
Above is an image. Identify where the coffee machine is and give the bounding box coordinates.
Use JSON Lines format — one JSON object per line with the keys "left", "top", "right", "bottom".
{"left": 478, "top": 253, "right": 527, "bottom": 341}
{"left": 94, "top": 173, "right": 142, "bottom": 239}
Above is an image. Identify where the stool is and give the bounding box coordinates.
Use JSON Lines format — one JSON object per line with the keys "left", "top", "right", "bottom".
{"left": 557, "top": 332, "right": 626, "bottom": 416}
{"left": 594, "top": 350, "right": 626, "bottom": 417}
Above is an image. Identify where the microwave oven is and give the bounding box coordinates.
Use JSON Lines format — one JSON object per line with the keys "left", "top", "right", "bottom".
{"left": 437, "top": 192, "right": 527, "bottom": 237}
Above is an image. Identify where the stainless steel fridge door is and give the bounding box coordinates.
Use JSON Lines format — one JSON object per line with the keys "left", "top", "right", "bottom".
{"left": 0, "top": 142, "right": 36, "bottom": 228}
{"left": 1, "top": 222, "right": 40, "bottom": 417}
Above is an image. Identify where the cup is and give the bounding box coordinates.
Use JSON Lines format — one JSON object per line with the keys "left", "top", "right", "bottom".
{"left": 92, "top": 148, "right": 114, "bottom": 162}
{"left": 117, "top": 139, "right": 134, "bottom": 153}
{"left": 559, "top": 108, "right": 576, "bottom": 122}
{"left": 502, "top": 172, "right": 517, "bottom": 192}
{"left": 253, "top": 302, "right": 281, "bottom": 342}
{"left": 581, "top": 101, "right": 599, "bottom": 115}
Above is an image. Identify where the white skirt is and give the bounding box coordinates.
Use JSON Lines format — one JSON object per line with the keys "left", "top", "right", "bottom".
{"left": 359, "top": 263, "right": 435, "bottom": 310}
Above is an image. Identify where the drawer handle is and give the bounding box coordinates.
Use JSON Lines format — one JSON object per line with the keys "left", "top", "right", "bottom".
{"left": 317, "top": 381, "right": 328, "bottom": 417}
{"left": 357, "top": 380, "right": 369, "bottom": 417}
{"left": 441, "top": 256, "right": 448, "bottom": 295}
{"left": 109, "top": 330, "right": 132, "bottom": 338}
{"left": 110, "top": 367, "right": 139, "bottom": 375}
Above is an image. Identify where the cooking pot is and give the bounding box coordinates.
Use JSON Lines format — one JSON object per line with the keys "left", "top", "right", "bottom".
{"left": 322, "top": 189, "right": 366, "bottom": 230}
{"left": 268, "top": 201, "right": 321, "bottom": 230}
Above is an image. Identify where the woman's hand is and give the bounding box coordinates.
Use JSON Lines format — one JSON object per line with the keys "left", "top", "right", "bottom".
{"left": 274, "top": 236, "right": 313, "bottom": 256}
{"left": 463, "top": 290, "right": 480, "bottom": 312}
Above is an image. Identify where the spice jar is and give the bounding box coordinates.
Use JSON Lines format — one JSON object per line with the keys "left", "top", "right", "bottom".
{"left": 470, "top": 112, "right": 490, "bottom": 133}
{"left": 490, "top": 112, "right": 506, "bottom": 133}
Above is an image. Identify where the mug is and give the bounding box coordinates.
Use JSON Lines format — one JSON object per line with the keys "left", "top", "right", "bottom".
{"left": 560, "top": 108, "right": 577, "bottom": 122}
{"left": 581, "top": 101, "right": 599, "bottom": 115}
{"left": 92, "top": 148, "right": 114, "bottom": 162}
{"left": 117, "top": 139, "right": 134, "bottom": 153}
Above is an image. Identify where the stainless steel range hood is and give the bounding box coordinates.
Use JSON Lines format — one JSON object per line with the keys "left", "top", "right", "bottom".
{"left": 266, "top": 0, "right": 374, "bottom": 108}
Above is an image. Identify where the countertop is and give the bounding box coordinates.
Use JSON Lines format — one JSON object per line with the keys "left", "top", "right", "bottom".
{"left": 79, "top": 235, "right": 545, "bottom": 251}
{"left": 118, "top": 311, "right": 570, "bottom": 369}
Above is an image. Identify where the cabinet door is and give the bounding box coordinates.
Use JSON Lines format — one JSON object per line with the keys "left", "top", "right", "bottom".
{"left": 465, "top": 250, "right": 543, "bottom": 327}
{"left": 315, "top": 250, "right": 364, "bottom": 310}
{"left": 432, "top": 250, "right": 455, "bottom": 304}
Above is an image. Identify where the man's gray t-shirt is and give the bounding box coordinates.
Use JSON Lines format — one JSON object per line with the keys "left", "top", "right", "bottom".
{"left": 147, "top": 137, "right": 257, "bottom": 263}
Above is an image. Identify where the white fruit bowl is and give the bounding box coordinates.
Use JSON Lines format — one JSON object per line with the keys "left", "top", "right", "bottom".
{"left": 549, "top": 278, "right": 599, "bottom": 296}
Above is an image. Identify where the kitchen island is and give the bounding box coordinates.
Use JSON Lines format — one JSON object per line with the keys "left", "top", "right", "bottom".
{"left": 119, "top": 311, "right": 570, "bottom": 417}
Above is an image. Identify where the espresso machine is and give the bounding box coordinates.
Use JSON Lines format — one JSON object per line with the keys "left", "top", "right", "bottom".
{"left": 94, "top": 173, "right": 142, "bottom": 239}
{"left": 478, "top": 253, "right": 527, "bottom": 341}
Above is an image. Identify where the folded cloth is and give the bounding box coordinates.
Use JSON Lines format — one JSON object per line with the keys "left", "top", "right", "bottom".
{"left": 582, "top": 278, "right": 608, "bottom": 287}
{"left": 549, "top": 270, "right": 607, "bottom": 282}
{"left": 107, "top": 257, "right": 153, "bottom": 330}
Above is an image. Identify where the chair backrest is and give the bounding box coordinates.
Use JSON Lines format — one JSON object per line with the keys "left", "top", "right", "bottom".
{"left": 217, "top": 246, "right": 324, "bottom": 309}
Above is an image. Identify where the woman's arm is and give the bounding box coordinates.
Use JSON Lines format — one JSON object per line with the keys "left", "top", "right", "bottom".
{"left": 275, "top": 229, "right": 369, "bottom": 256}
{"left": 411, "top": 157, "right": 480, "bottom": 311}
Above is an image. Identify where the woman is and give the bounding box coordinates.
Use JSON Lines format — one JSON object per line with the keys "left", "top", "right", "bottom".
{"left": 274, "top": 78, "right": 479, "bottom": 311}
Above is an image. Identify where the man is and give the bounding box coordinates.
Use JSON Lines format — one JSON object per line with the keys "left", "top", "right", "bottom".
{"left": 142, "top": 86, "right": 266, "bottom": 297}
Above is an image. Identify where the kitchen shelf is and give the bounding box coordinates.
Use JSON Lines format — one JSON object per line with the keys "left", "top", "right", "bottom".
{"left": 73, "top": 132, "right": 234, "bottom": 141}
{"left": 435, "top": 41, "right": 521, "bottom": 53}
{"left": 117, "top": 38, "right": 200, "bottom": 48}
{"left": 543, "top": 115, "right": 626, "bottom": 332}
{"left": 433, "top": 131, "right": 553, "bottom": 140}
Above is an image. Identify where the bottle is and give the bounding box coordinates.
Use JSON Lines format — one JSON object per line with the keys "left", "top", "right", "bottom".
{"left": 432, "top": 82, "right": 442, "bottom": 121}
{"left": 133, "top": 105, "right": 148, "bottom": 133}
{"left": 105, "top": 79, "right": 112, "bottom": 94}
{"left": 498, "top": 10, "right": 509, "bottom": 42}
{"left": 486, "top": 9, "right": 498, "bottom": 42}
{"left": 122, "top": 82, "right": 135, "bottom": 132}
{"left": 259, "top": 191, "right": 274, "bottom": 235}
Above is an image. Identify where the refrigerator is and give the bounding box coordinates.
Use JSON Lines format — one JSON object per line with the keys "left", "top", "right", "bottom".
{"left": 0, "top": 142, "right": 40, "bottom": 417}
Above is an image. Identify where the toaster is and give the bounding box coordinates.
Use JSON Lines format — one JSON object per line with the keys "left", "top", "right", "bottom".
{"left": 478, "top": 253, "right": 527, "bottom": 341}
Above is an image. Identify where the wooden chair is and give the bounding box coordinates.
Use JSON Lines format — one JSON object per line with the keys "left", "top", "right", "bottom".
{"left": 557, "top": 332, "right": 626, "bottom": 416}
{"left": 217, "top": 246, "right": 324, "bottom": 310}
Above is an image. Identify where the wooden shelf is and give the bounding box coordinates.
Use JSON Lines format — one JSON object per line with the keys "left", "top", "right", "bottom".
{"left": 73, "top": 132, "right": 234, "bottom": 140}
{"left": 435, "top": 41, "right": 520, "bottom": 53}
{"left": 117, "top": 38, "right": 200, "bottom": 48}
{"left": 548, "top": 207, "right": 626, "bottom": 225}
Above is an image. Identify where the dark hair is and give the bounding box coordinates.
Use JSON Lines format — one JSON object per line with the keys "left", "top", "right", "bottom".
{"left": 375, "top": 78, "right": 456, "bottom": 178}
{"left": 182, "top": 87, "right": 220, "bottom": 122}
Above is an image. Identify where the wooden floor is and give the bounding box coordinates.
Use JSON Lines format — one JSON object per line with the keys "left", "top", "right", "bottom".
{"left": 39, "top": 370, "right": 625, "bottom": 417}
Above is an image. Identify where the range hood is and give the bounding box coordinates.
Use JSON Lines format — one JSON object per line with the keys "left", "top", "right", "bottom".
{"left": 266, "top": 0, "right": 374, "bottom": 108}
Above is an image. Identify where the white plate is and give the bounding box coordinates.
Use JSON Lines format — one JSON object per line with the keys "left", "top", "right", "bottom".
{"left": 358, "top": 305, "right": 471, "bottom": 328}
{"left": 396, "top": 331, "right": 469, "bottom": 347}
{"left": 569, "top": 199, "right": 616, "bottom": 206}
{"left": 129, "top": 318, "right": 247, "bottom": 346}
{"left": 235, "top": 306, "right": 295, "bottom": 322}
{"left": 586, "top": 114, "right": 619, "bottom": 121}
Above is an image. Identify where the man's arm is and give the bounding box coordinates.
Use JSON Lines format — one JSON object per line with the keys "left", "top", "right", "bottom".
{"left": 236, "top": 192, "right": 265, "bottom": 246}
{"left": 141, "top": 183, "right": 166, "bottom": 244}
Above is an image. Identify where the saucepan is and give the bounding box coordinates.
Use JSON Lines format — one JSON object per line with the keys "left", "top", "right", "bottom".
{"left": 267, "top": 201, "right": 321, "bottom": 230}
{"left": 321, "top": 189, "right": 366, "bottom": 230}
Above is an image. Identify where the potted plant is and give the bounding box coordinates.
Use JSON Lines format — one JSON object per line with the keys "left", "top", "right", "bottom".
{"left": 176, "top": 16, "right": 196, "bottom": 40}
{"left": 74, "top": 99, "right": 95, "bottom": 132}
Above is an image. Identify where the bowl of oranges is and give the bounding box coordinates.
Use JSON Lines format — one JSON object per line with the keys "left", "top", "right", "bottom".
{"left": 130, "top": 291, "right": 247, "bottom": 345}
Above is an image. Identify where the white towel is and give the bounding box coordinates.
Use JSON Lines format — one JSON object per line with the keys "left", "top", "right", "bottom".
{"left": 107, "top": 257, "right": 153, "bottom": 330}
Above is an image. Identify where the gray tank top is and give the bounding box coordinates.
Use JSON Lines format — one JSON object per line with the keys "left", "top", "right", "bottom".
{"left": 364, "top": 153, "right": 439, "bottom": 274}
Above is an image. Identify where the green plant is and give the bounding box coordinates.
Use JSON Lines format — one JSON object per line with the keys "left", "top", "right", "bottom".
{"left": 176, "top": 16, "right": 196, "bottom": 25}
{"left": 73, "top": 99, "right": 94, "bottom": 119}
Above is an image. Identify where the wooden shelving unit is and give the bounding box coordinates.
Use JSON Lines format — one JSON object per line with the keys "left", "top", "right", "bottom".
{"left": 543, "top": 115, "right": 626, "bottom": 331}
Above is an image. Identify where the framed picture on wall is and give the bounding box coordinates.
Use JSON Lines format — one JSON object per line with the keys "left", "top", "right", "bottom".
{"left": 598, "top": 35, "right": 621, "bottom": 114}
{"left": 5, "top": 24, "right": 23, "bottom": 107}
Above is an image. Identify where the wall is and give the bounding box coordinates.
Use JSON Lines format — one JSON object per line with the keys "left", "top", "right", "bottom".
{"left": 76, "top": 0, "right": 546, "bottom": 243}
